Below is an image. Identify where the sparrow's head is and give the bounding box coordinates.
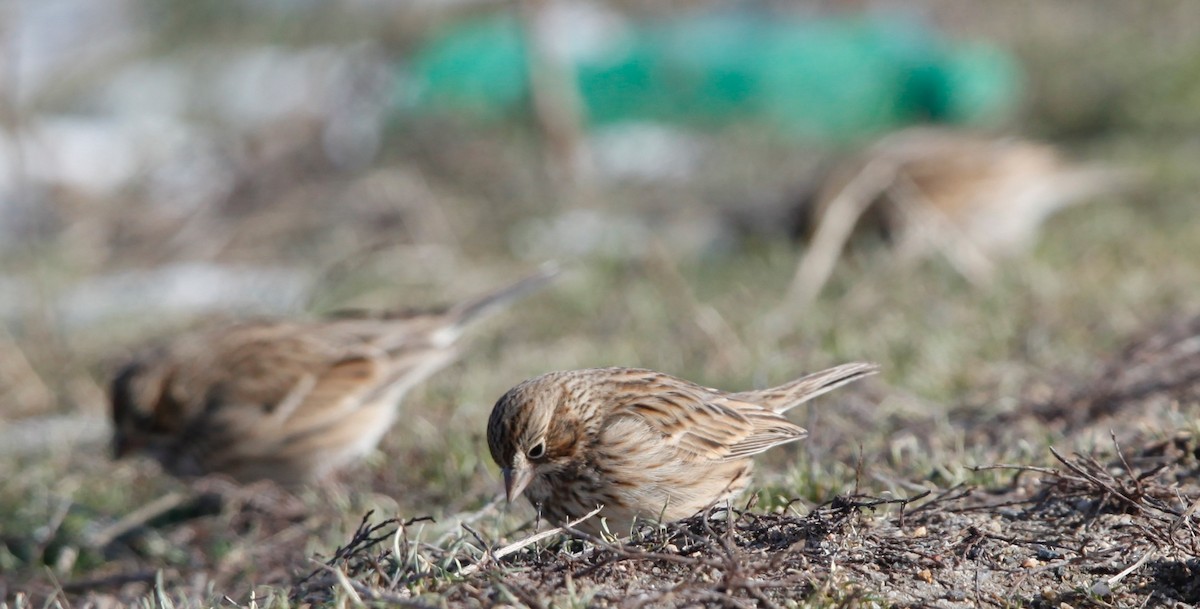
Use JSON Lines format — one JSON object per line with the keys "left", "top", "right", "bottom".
{"left": 109, "top": 355, "right": 180, "bottom": 460}
{"left": 486, "top": 372, "right": 587, "bottom": 504}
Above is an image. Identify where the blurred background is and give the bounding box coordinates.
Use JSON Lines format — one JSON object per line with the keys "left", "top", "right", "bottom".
{"left": 2, "top": 0, "right": 1199, "bottom": 602}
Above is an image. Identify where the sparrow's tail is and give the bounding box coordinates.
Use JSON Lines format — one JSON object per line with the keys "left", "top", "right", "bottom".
{"left": 1042, "top": 164, "right": 1143, "bottom": 211}
{"left": 423, "top": 263, "right": 561, "bottom": 347}
{"left": 447, "top": 263, "right": 560, "bottom": 325}
{"left": 738, "top": 362, "right": 880, "bottom": 413}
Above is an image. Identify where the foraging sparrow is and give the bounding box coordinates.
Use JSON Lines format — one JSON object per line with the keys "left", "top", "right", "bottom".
{"left": 487, "top": 362, "right": 878, "bottom": 533}
{"left": 111, "top": 267, "right": 558, "bottom": 487}
{"left": 787, "top": 127, "right": 1134, "bottom": 301}
{"left": 806, "top": 127, "right": 1129, "bottom": 255}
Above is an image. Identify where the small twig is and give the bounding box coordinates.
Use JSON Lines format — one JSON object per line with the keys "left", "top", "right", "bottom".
{"left": 324, "top": 560, "right": 365, "bottom": 606}
{"left": 906, "top": 484, "right": 975, "bottom": 515}
{"left": 719, "top": 503, "right": 738, "bottom": 565}
{"left": 973, "top": 529, "right": 1080, "bottom": 556}
{"left": 455, "top": 505, "right": 604, "bottom": 576}
{"left": 459, "top": 522, "right": 495, "bottom": 565}
{"left": 566, "top": 523, "right": 727, "bottom": 572}
{"left": 307, "top": 559, "right": 438, "bottom": 609}
{"left": 1111, "top": 430, "right": 1143, "bottom": 497}
{"left": 434, "top": 495, "right": 503, "bottom": 546}
{"left": 1049, "top": 447, "right": 1146, "bottom": 514}
{"left": 970, "top": 463, "right": 1061, "bottom": 476}
{"left": 1106, "top": 548, "right": 1155, "bottom": 586}
{"left": 294, "top": 511, "right": 434, "bottom": 593}
{"left": 87, "top": 491, "right": 191, "bottom": 548}
{"left": 1169, "top": 495, "right": 1200, "bottom": 538}
{"left": 829, "top": 491, "right": 930, "bottom": 514}
{"left": 60, "top": 571, "right": 158, "bottom": 593}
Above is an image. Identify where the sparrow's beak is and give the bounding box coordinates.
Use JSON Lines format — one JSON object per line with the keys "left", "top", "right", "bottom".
{"left": 503, "top": 466, "right": 533, "bottom": 503}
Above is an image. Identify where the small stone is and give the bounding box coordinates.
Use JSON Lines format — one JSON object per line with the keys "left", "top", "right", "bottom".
{"left": 1035, "top": 544, "right": 1063, "bottom": 560}
{"left": 54, "top": 546, "right": 78, "bottom": 574}
{"left": 911, "top": 526, "right": 928, "bottom": 538}
{"left": 1059, "top": 603, "right": 1075, "bottom": 609}
{"left": 1090, "top": 581, "right": 1112, "bottom": 597}
{"left": 916, "top": 569, "right": 933, "bottom": 584}
{"left": 664, "top": 544, "right": 679, "bottom": 553}
{"left": 1041, "top": 587, "right": 1056, "bottom": 601}
{"left": 1022, "top": 557, "right": 1040, "bottom": 568}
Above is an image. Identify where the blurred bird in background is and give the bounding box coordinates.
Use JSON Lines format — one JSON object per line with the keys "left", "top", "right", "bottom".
{"left": 110, "top": 266, "right": 558, "bottom": 488}
{"left": 785, "top": 127, "right": 1138, "bottom": 304}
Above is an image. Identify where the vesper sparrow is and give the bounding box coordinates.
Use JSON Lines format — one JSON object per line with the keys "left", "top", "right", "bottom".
{"left": 783, "top": 127, "right": 1135, "bottom": 307}
{"left": 801, "top": 127, "right": 1129, "bottom": 258}
{"left": 110, "top": 267, "right": 558, "bottom": 487}
{"left": 487, "top": 362, "right": 878, "bottom": 533}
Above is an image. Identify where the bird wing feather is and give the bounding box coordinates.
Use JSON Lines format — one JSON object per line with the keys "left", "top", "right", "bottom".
{"left": 609, "top": 380, "right": 807, "bottom": 463}
{"left": 175, "top": 324, "right": 391, "bottom": 452}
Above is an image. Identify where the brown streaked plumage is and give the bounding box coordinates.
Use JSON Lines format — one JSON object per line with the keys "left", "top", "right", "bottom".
{"left": 805, "top": 128, "right": 1131, "bottom": 256}
{"left": 786, "top": 128, "right": 1136, "bottom": 304}
{"left": 487, "top": 362, "right": 878, "bottom": 534}
{"left": 110, "top": 267, "right": 558, "bottom": 487}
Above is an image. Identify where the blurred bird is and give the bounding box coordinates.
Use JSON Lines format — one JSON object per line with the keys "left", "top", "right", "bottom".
{"left": 487, "top": 362, "right": 878, "bottom": 534}
{"left": 111, "top": 266, "right": 559, "bottom": 487}
{"left": 788, "top": 127, "right": 1135, "bottom": 302}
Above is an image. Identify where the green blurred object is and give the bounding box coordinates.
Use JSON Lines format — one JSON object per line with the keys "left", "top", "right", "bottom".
{"left": 407, "top": 17, "right": 532, "bottom": 122}
{"left": 404, "top": 11, "right": 1021, "bottom": 141}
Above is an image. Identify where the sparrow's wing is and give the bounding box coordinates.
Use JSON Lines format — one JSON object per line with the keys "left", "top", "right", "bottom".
{"left": 607, "top": 373, "right": 807, "bottom": 463}
{"left": 171, "top": 323, "right": 394, "bottom": 449}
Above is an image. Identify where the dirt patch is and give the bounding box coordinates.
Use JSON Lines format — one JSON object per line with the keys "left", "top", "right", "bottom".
{"left": 1031, "top": 313, "right": 1200, "bottom": 433}
{"left": 292, "top": 435, "right": 1200, "bottom": 608}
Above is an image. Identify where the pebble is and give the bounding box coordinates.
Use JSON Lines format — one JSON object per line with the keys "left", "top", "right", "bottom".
{"left": 1035, "top": 544, "right": 1063, "bottom": 560}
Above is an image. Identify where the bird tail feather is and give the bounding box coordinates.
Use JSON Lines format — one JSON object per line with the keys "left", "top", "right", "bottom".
{"left": 739, "top": 362, "right": 879, "bottom": 413}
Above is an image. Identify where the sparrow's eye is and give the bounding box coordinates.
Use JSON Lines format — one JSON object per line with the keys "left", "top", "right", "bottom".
{"left": 526, "top": 441, "right": 546, "bottom": 459}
